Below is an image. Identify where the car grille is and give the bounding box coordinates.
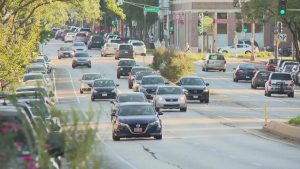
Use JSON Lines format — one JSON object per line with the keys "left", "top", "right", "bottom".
{"left": 129, "top": 123, "right": 148, "bottom": 133}
{"left": 165, "top": 98, "right": 178, "bottom": 102}
{"left": 188, "top": 90, "right": 203, "bottom": 94}
{"left": 119, "top": 67, "right": 132, "bottom": 72}
{"left": 146, "top": 89, "right": 156, "bottom": 94}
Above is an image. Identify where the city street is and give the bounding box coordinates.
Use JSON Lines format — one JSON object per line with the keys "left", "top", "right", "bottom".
{"left": 45, "top": 39, "right": 300, "bottom": 169}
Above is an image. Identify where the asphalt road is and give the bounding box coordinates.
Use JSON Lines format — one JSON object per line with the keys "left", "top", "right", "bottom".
{"left": 44, "top": 39, "right": 300, "bottom": 169}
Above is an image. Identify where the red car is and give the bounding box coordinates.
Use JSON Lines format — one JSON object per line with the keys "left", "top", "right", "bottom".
{"left": 266, "top": 59, "right": 278, "bottom": 71}
{"left": 128, "top": 67, "right": 151, "bottom": 89}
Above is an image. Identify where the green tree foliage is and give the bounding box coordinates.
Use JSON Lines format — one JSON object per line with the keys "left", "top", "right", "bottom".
{"left": 236, "top": 0, "right": 300, "bottom": 61}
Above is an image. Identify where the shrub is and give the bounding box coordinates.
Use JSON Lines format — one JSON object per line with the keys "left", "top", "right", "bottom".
{"left": 289, "top": 116, "right": 300, "bottom": 125}
{"left": 185, "top": 52, "right": 207, "bottom": 61}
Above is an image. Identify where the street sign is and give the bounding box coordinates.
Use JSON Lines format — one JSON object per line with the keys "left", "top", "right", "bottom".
{"left": 144, "top": 7, "right": 160, "bottom": 13}
{"left": 278, "top": 33, "right": 287, "bottom": 42}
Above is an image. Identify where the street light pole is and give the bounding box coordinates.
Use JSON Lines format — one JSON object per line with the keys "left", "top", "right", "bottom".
{"left": 238, "top": 0, "right": 245, "bottom": 44}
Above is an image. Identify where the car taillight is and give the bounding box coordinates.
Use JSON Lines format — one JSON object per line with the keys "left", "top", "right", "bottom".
{"left": 290, "top": 80, "right": 295, "bottom": 86}
{"left": 207, "top": 60, "right": 209, "bottom": 64}
{"left": 105, "top": 48, "right": 109, "bottom": 52}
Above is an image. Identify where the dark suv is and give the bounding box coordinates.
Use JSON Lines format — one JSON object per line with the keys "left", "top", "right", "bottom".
{"left": 117, "top": 59, "right": 136, "bottom": 79}
{"left": 87, "top": 35, "right": 103, "bottom": 49}
{"left": 115, "top": 44, "right": 134, "bottom": 60}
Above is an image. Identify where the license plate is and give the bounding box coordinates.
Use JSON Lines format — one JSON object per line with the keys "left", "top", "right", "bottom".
{"left": 125, "top": 51, "right": 128, "bottom": 53}
{"left": 102, "top": 93, "right": 107, "bottom": 96}
{"left": 134, "top": 128, "right": 142, "bottom": 133}
{"left": 193, "top": 96, "right": 198, "bottom": 99}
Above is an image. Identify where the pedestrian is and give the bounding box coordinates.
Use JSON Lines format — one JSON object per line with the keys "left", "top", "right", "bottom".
{"left": 149, "top": 33, "right": 155, "bottom": 49}
{"left": 185, "top": 43, "right": 191, "bottom": 53}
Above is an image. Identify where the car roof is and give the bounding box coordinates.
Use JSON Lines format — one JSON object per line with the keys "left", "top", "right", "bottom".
{"left": 143, "top": 75, "right": 163, "bottom": 78}
{"left": 16, "top": 86, "right": 47, "bottom": 90}
{"left": 94, "top": 78, "right": 113, "bottom": 81}
{"left": 118, "top": 102, "right": 153, "bottom": 107}
{"left": 28, "top": 64, "right": 45, "bottom": 68}
{"left": 24, "top": 73, "right": 44, "bottom": 76}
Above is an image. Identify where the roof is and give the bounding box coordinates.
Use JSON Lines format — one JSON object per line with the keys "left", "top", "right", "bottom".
{"left": 16, "top": 86, "right": 47, "bottom": 90}
{"left": 142, "top": 75, "right": 163, "bottom": 78}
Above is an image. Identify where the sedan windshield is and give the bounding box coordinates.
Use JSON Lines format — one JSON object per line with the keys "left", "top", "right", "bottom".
{"left": 82, "top": 74, "right": 102, "bottom": 80}
{"left": 136, "top": 72, "right": 153, "bottom": 80}
{"left": 118, "top": 105, "right": 156, "bottom": 116}
{"left": 60, "top": 47, "right": 72, "bottom": 51}
{"left": 142, "top": 77, "right": 164, "bottom": 85}
{"left": 117, "top": 94, "right": 147, "bottom": 102}
{"left": 74, "top": 42, "right": 85, "bottom": 46}
{"left": 118, "top": 60, "right": 136, "bottom": 66}
{"left": 94, "top": 80, "right": 115, "bottom": 87}
{"left": 157, "top": 87, "right": 183, "bottom": 95}
{"left": 181, "top": 78, "right": 205, "bottom": 86}
{"left": 75, "top": 53, "right": 89, "bottom": 57}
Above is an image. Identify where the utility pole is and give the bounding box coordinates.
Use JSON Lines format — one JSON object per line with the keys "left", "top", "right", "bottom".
{"left": 250, "top": 21, "right": 255, "bottom": 61}
{"left": 238, "top": 0, "right": 245, "bottom": 44}
{"left": 144, "top": 7, "right": 147, "bottom": 42}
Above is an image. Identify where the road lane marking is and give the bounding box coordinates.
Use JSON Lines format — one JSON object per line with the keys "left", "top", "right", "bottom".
{"left": 66, "top": 69, "right": 80, "bottom": 104}
{"left": 96, "top": 133, "right": 138, "bottom": 169}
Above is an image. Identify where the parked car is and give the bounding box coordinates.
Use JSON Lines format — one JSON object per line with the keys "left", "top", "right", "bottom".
{"left": 57, "top": 47, "right": 74, "bottom": 59}
{"left": 72, "top": 42, "right": 87, "bottom": 52}
{"left": 176, "top": 76, "right": 209, "bottom": 103}
{"left": 202, "top": 53, "right": 226, "bottom": 72}
{"left": 26, "top": 64, "right": 47, "bottom": 74}
{"left": 265, "top": 72, "right": 295, "bottom": 97}
{"left": 265, "top": 58, "right": 278, "bottom": 71}
{"left": 131, "top": 41, "right": 146, "bottom": 56}
{"left": 138, "top": 75, "right": 166, "bottom": 99}
{"left": 219, "top": 44, "right": 259, "bottom": 55}
{"left": 233, "top": 64, "right": 258, "bottom": 82}
{"left": 228, "top": 39, "right": 259, "bottom": 48}
{"left": 115, "top": 44, "right": 134, "bottom": 60}
{"left": 117, "top": 59, "right": 136, "bottom": 79}
{"left": 111, "top": 102, "right": 163, "bottom": 141}
{"left": 101, "top": 43, "right": 118, "bottom": 57}
{"left": 91, "top": 79, "right": 119, "bottom": 101}
{"left": 79, "top": 73, "right": 102, "bottom": 94}
{"left": 153, "top": 86, "right": 187, "bottom": 112}
{"left": 64, "top": 32, "right": 76, "bottom": 42}
{"left": 251, "top": 71, "right": 271, "bottom": 89}
{"left": 30, "top": 56, "right": 51, "bottom": 73}
{"left": 279, "top": 47, "right": 292, "bottom": 57}
{"left": 72, "top": 52, "right": 91, "bottom": 68}
{"left": 54, "top": 30, "right": 64, "bottom": 40}
{"left": 128, "top": 66, "right": 152, "bottom": 89}
{"left": 87, "top": 35, "right": 103, "bottom": 49}
{"left": 108, "top": 38, "right": 121, "bottom": 44}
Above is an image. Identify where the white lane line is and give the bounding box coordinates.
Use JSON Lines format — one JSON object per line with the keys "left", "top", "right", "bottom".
{"left": 82, "top": 111, "right": 88, "bottom": 120}
{"left": 52, "top": 69, "right": 59, "bottom": 103}
{"left": 66, "top": 69, "right": 80, "bottom": 104}
{"left": 96, "top": 133, "right": 138, "bottom": 169}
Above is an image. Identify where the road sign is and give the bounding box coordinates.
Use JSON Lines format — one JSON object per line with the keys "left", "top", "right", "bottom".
{"left": 144, "top": 7, "right": 160, "bottom": 13}
{"left": 278, "top": 33, "right": 287, "bottom": 42}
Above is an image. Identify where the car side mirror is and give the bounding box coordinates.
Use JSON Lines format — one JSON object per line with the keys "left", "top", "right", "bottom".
{"left": 158, "top": 111, "right": 163, "bottom": 115}
{"left": 176, "top": 82, "right": 181, "bottom": 86}
{"left": 206, "top": 83, "right": 209, "bottom": 86}
{"left": 165, "top": 81, "right": 170, "bottom": 85}
{"left": 116, "top": 84, "right": 119, "bottom": 87}
{"left": 51, "top": 117, "right": 61, "bottom": 132}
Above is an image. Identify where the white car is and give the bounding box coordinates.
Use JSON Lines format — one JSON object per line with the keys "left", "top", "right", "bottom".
{"left": 64, "top": 32, "right": 76, "bottom": 42}
{"left": 72, "top": 42, "right": 87, "bottom": 52}
{"left": 265, "top": 72, "right": 295, "bottom": 97}
{"left": 131, "top": 41, "right": 146, "bottom": 56}
{"left": 219, "top": 44, "right": 259, "bottom": 55}
{"left": 101, "top": 43, "right": 118, "bottom": 57}
{"left": 278, "top": 61, "right": 299, "bottom": 72}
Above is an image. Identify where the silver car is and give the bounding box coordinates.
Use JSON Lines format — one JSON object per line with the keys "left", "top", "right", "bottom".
{"left": 72, "top": 42, "right": 87, "bottom": 52}
{"left": 80, "top": 73, "right": 102, "bottom": 94}
{"left": 265, "top": 72, "right": 295, "bottom": 97}
{"left": 72, "top": 52, "right": 91, "bottom": 68}
{"left": 153, "top": 86, "right": 187, "bottom": 112}
{"left": 202, "top": 53, "right": 226, "bottom": 72}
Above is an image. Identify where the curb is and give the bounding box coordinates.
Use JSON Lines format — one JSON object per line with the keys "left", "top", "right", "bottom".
{"left": 263, "top": 121, "right": 300, "bottom": 141}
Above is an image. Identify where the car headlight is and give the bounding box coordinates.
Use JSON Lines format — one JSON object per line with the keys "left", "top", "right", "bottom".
{"left": 120, "top": 68, "right": 123, "bottom": 70}
{"left": 150, "top": 119, "right": 160, "bottom": 126}
{"left": 204, "top": 88, "right": 209, "bottom": 92}
{"left": 180, "top": 95, "right": 186, "bottom": 101}
{"left": 158, "top": 96, "right": 163, "bottom": 101}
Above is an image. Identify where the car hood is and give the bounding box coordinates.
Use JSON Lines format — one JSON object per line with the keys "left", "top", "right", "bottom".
{"left": 181, "top": 85, "right": 206, "bottom": 90}
{"left": 141, "top": 84, "right": 164, "bottom": 89}
{"left": 156, "top": 94, "right": 183, "bottom": 99}
{"left": 93, "top": 87, "right": 115, "bottom": 92}
{"left": 75, "top": 57, "right": 90, "bottom": 61}
{"left": 118, "top": 115, "right": 157, "bottom": 124}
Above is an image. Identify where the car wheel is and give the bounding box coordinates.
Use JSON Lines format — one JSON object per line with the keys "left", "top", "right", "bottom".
{"left": 112, "top": 132, "right": 120, "bottom": 141}
{"left": 245, "top": 51, "right": 251, "bottom": 54}
{"left": 91, "top": 96, "right": 95, "bottom": 101}
{"left": 88, "top": 65, "right": 92, "bottom": 68}
{"left": 288, "top": 92, "right": 294, "bottom": 98}
{"left": 202, "top": 67, "right": 205, "bottom": 71}
{"left": 154, "top": 135, "right": 162, "bottom": 140}
{"left": 117, "top": 74, "right": 120, "bottom": 79}
{"left": 233, "top": 78, "right": 238, "bottom": 82}
{"left": 200, "top": 100, "right": 203, "bottom": 103}
{"left": 180, "top": 107, "right": 187, "bottom": 112}
{"left": 223, "top": 69, "right": 226, "bottom": 72}
{"left": 204, "top": 98, "right": 209, "bottom": 103}
{"left": 80, "top": 89, "right": 83, "bottom": 94}
{"left": 267, "top": 91, "right": 271, "bottom": 97}
{"left": 72, "top": 65, "right": 76, "bottom": 69}
{"left": 205, "top": 67, "right": 208, "bottom": 72}
{"left": 129, "top": 83, "right": 133, "bottom": 89}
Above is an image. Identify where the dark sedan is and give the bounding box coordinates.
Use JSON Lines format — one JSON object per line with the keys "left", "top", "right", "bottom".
{"left": 128, "top": 66, "right": 152, "bottom": 89}
{"left": 117, "top": 59, "right": 136, "bottom": 79}
{"left": 233, "top": 64, "right": 258, "bottom": 82}
{"left": 139, "top": 75, "right": 166, "bottom": 99}
{"left": 111, "top": 102, "right": 163, "bottom": 141}
{"left": 57, "top": 47, "right": 74, "bottom": 59}
{"left": 176, "top": 76, "right": 209, "bottom": 103}
{"left": 251, "top": 71, "right": 271, "bottom": 89}
{"left": 91, "top": 79, "right": 119, "bottom": 101}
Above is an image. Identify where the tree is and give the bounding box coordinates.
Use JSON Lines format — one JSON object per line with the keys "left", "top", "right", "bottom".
{"left": 236, "top": 0, "right": 300, "bottom": 61}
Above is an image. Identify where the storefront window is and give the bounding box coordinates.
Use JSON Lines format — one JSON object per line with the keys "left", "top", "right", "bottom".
{"left": 217, "top": 13, "right": 227, "bottom": 19}
{"left": 217, "top": 24, "right": 227, "bottom": 34}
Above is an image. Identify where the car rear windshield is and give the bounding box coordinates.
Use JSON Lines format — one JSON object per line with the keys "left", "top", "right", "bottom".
{"left": 209, "top": 55, "right": 225, "bottom": 60}
{"left": 131, "top": 68, "right": 151, "bottom": 75}
{"left": 181, "top": 78, "right": 205, "bottom": 86}
{"left": 132, "top": 42, "right": 144, "bottom": 46}
{"left": 26, "top": 101, "right": 50, "bottom": 118}
{"left": 94, "top": 80, "right": 115, "bottom": 87}
{"left": 117, "top": 94, "right": 147, "bottom": 102}
{"left": 257, "top": 71, "right": 271, "bottom": 78}
{"left": 118, "top": 105, "right": 155, "bottom": 116}
{"left": 136, "top": 72, "right": 154, "bottom": 80}
{"left": 271, "top": 73, "right": 292, "bottom": 80}
{"left": 119, "top": 45, "right": 132, "bottom": 50}
{"left": 118, "top": 60, "right": 136, "bottom": 66}
{"left": 157, "top": 87, "right": 183, "bottom": 95}
{"left": 75, "top": 53, "right": 89, "bottom": 57}
{"left": 92, "top": 36, "right": 102, "bottom": 41}
{"left": 142, "top": 77, "right": 164, "bottom": 85}
{"left": 76, "top": 33, "right": 86, "bottom": 37}
{"left": 60, "top": 47, "right": 72, "bottom": 51}
{"left": 23, "top": 75, "right": 43, "bottom": 82}
{"left": 82, "top": 74, "right": 102, "bottom": 80}
{"left": 239, "top": 65, "right": 256, "bottom": 70}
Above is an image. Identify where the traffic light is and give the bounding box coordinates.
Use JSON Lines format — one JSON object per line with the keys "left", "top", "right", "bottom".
{"left": 278, "top": 0, "right": 287, "bottom": 15}
{"left": 277, "top": 21, "right": 283, "bottom": 33}
{"left": 198, "top": 13, "right": 203, "bottom": 32}
{"left": 169, "top": 18, "right": 174, "bottom": 32}
{"left": 243, "top": 26, "right": 248, "bottom": 33}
